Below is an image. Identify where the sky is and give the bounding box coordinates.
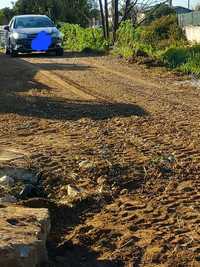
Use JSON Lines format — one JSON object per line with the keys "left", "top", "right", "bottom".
{"left": 0, "top": 0, "right": 15, "bottom": 9}
{"left": 0, "top": 0, "right": 200, "bottom": 9}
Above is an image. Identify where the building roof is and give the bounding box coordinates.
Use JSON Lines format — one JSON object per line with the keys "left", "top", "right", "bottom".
{"left": 173, "top": 6, "right": 192, "bottom": 14}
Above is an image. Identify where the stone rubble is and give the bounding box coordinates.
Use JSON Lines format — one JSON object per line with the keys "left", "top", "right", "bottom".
{"left": 0, "top": 205, "right": 50, "bottom": 267}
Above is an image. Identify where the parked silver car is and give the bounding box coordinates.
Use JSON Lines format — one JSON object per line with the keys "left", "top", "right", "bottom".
{"left": 4, "top": 14, "right": 64, "bottom": 57}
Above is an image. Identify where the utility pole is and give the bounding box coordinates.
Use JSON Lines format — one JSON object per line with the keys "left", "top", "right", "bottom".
{"left": 188, "top": 0, "right": 190, "bottom": 9}
{"left": 169, "top": 0, "right": 172, "bottom": 8}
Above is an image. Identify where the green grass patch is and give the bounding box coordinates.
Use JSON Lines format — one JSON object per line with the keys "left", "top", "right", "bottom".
{"left": 61, "top": 23, "right": 109, "bottom": 53}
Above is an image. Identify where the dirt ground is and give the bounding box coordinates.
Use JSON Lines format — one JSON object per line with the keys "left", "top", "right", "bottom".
{"left": 0, "top": 51, "right": 200, "bottom": 267}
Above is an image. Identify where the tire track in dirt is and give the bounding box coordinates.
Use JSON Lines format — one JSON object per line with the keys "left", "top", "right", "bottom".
{"left": 23, "top": 55, "right": 200, "bottom": 120}
{"left": 5, "top": 55, "right": 200, "bottom": 184}
{"left": 70, "top": 179, "right": 200, "bottom": 265}
{"left": 20, "top": 55, "right": 200, "bottom": 181}
{"left": 76, "top": 57, "right": 200, "bottom": 169}
{"left": 1, "top": 54, "right": 200, "bottom": 266}
{"left": 11, "top": 57, "right": 96, "bottom": 101}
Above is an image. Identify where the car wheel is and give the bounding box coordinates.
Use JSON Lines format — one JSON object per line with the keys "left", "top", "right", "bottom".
{"left": 55, "top": 48, "right": 64, "bottom": 56}
{"left": 10, "top": 48, "right": 18, "bottom": 57}
{"left": 5, "top": 47, "right": 10, "bottom": 55}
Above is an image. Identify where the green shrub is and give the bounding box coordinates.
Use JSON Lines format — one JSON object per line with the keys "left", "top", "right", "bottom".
{"left": 140, "top": 15, "right": 185, "bottom": 49}
{"left": 144, "top": 4, "right": 175, "bottom": 25}
{"left": 113, "top": 46, "right": 134, "bottom": 59}
{"left": 161, "top": 47, "right": 188, "bottom": 67}
{"left": 114, "top": 16, "right": 185, "bottom": 59}
{"left": 61, "top": 23, "right": 108, "bottom": 52}
{"left": 180, "top": 55, "right": 200, "bottom": 76}
{"left": 114, "top": 18, "right": 200, "bottom": 77}
{"left": 115, "top": 20, "right": 135, "bottom": 49}
{"left": 161, "top": 45, "right": 200, "bottom": 76}
{"left": 178, "top": 46, "right": 200, "bottom": 76}
{"left": 113, "top": 20, "right": 135, "bottom": 58}
{"left": 114, "top": 21, "right": 149, "bottom": 58}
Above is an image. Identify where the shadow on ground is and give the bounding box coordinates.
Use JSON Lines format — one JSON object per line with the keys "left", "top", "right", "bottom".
{"left": 19, "top": 50, "right": 106, "bottom": 59}
{"left": 0, "top": 95, "right": 147, "bottom": 120}
{"left": 47, "top": 242, "right": 124, "bottom": 267}
{"left": 0, "top": 53, "right": 148, "bottom": 120}
{"left": 30, "top": 62, "right": 93, "bottom": 71}
{"left": 0, "top": 52, "right": 145, "bottom": 266}
{"left": 22, "top": 195, "right": 125, "bottom": 267}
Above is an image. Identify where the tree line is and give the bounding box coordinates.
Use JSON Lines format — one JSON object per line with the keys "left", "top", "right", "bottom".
{"left": 0, "top": 0, "right": 174, "bottom": 42}
{"left": 99, "top": 0, "right": 169, "bottom": 41}
{"left": 0, "top": 0, "right": 99, "bottom": 27}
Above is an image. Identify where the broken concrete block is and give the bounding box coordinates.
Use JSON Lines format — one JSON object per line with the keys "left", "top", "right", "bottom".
{"left": 0, "top": 205, "right": 51, "bottom": 267}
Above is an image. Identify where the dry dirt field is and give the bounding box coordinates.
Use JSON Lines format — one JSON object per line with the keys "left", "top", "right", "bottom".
{"left": 0, "top": 52, "right": 200, "bottom": 267}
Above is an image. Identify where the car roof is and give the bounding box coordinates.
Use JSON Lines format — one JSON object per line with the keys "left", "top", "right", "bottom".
{"left": 14, "top": 15, "right": 49, "bottom": 19}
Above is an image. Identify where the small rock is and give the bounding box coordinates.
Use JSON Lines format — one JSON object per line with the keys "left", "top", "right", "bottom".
{"left": 192, "top": 247, "right": 200, "bottom": 253}
{"left": 159, "top": 166, "right": 173, "bottom": 175}
{"left": 143, "top": 245, "right": 163, "bottom": 263}
{"left": 79, "top": 160, "right": 95, "bottom": 171}
{"left": 0, "top": 175, "right": 14, "bottom": 187}
{"left": 177, "top": 181, "right": 193, "bottom": 192}
{"left": 67, "top": 185, "right": 80, "bottom": 198}
{"left": 98, "top": 184, "right": 110, "bottom": 194}
{"left": 97, "top": 177, "right": 107, "bottom": 185}
{"left": 0, "top": 194, "right": 17, "bottom": 204}
{"left": 120, "top": 188, "right": 128, "bottom": 195}
{"left": 167, "top": 155, "right": 176, "bottom": 163}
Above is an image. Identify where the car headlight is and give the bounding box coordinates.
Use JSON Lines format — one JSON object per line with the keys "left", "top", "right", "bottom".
{"left": 51, "top": 31, "right": 63, "bottom": 39}
{"left": 12, "top": 32, "right": 27, "bottom": 39}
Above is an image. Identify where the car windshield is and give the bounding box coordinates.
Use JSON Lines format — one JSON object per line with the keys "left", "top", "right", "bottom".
{"left": 14, "top": 16, "right": 54, "bottom": 29}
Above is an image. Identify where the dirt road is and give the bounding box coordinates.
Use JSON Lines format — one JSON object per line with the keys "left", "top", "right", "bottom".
{"left": 0, "top": 52, "right": 200, "bottom": 266}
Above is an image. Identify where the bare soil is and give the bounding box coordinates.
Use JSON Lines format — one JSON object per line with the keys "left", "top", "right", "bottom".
{"left": 0, "top": 52, "right": 200, "bottom": 267}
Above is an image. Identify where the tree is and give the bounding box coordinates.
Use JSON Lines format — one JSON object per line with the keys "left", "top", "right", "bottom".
{"left": 195, "top": 3, "right": 200, "bottom": 11}
{"left": 120, "top": 0, "right": 170, "bottom": 23}
{"left": 0, "top": 10, "right": 5, "bottom": 25}
{"left": 1, "top": 7, "right": 14, "bottom": 23}
{"left": 12, "top": 0, "right": 95, "bottom": 27}
{"left": 99, "top": 0, "right": 169, "bottom": 42}
{"left": 104, "top": 0, "right": 109, "bottom": 39}
{"left": 112, "top": 0, "right": 119, "bottom": 41}
{"left": 98, "top": 0, "right": 109, "bottom": 39}
{"left": 99, "top": 0, "right": 106, "bottom": 37}
{"left": 144, "top": 3, "right": 175, "bottom": 25}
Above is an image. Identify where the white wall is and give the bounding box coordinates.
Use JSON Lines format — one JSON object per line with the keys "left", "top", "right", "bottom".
{"left": 184, "top": 26, "right": 200, "bottom": 43}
